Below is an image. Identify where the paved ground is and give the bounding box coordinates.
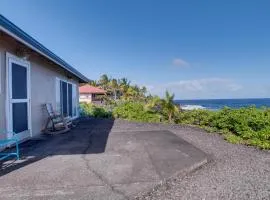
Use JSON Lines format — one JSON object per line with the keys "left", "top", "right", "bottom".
{"left": 117, "top": 121, "right": 270, "bottom": 200}
{"left": 0, "top": 119, "right": 208, "bottom": 200}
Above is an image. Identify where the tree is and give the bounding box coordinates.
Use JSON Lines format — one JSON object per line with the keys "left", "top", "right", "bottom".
{"left": 139, "top": 86, "right": 147, "bottom": 100}
{"left": 98, "top": 74, "right": 110, "bottom": 89}
{"left": 123, "top": 86, "right": 137, "bottom": 100}
{"left": 93, "top": 75, "right": 149, "bottom": 102}
{"left": 89, "top": 80, "right": 99, "bottom": 87}
{"left": 161, "top": 91, "right": 179, "bottom": 123}
{"left": 109, "top": 78, "right": 119, "bottom": 100}
{"left": 140, "top": 86, "right": 147, "bottom": 96}
{"left": 119, "top": 78, "right": 131, "bottom": 95}
{"left": 145, "top": 95, "right": 163, "bottom": 113}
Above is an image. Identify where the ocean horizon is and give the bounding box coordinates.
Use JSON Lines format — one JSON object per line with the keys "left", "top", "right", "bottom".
{"left": 174, "top": 98, "right": 270, "bottom": 110}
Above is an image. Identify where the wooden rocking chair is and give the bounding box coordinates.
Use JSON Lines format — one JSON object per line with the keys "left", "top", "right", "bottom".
{"left": 43, "top": 103, "right": 72, "bottom": 134}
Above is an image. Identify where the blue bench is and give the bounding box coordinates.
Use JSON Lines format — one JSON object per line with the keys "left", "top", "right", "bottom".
{"left": 0, "top": 130, "right": 19, "bottom": 161}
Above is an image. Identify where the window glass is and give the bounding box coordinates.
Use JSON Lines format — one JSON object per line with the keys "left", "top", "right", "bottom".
{"left": 12, "top": 63, "right": 27, "bottom": 99}
{"left": 68, "top": 83, "right": 72, "bottom": 116}
{"left": 59, "top": 80, "right": 77, "bottom": 117}
{"left": 13, "top": 102, "right": 28, "bottom": 133}
{"left": 61, "top": 81, "right": 68, "bottom": 116}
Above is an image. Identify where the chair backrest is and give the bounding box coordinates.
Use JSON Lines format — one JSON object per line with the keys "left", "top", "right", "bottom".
{"left": 45, "top": 103, "right": 55, "bottom": 117}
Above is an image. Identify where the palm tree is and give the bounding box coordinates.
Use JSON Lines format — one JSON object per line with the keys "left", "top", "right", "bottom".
{"left": 140, "top": 86, "right": 147, "bottom": 99}
{"left": 109, "top": 78, "right": 119, "bottom": 100}
{"left": 145, "top": 95, "right": 163, "bottom": 113}
{"left": 119, "top": 78, "right": 130, "bottom": 87}
{"left": 123, "top": 86, "right": 139, "bottom": 100}
{"left": 119, "top": 78, "right": 131, "bottom": 96}
{"left": 161, "top": 91, "right": 179, "bottom": 123}
{"left": 89, "top": 80, "right": 99, "bottom": 87}
{"left": 98, "top": 74, "right": 110, "bottom": 89}
{"left": 141, "top": 86, "right": 147, "bottom": 94}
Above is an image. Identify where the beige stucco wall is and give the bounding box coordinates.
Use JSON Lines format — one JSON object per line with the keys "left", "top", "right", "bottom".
{"left": 29, "top": 56, "right": 79, "bottom": 136}
{"left": 0, "top": 33, "right": 80, "bottom": 139}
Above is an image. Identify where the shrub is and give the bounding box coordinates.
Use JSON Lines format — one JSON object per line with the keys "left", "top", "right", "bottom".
{"left": 113, "top": 101, "right": 162, "bottom": 123}
{"left": 176, "top": 109, "right": 214, "bottom": 126}
{"left": 79, "top": 103, "right": 112, "bottom": 118}
{"left": 176, "top": 106, "right": 270, "bottom": 149}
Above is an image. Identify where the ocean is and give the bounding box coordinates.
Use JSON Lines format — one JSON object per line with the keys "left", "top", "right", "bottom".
{"left": 175, "top": 98, "right": 270, "bottom": 110}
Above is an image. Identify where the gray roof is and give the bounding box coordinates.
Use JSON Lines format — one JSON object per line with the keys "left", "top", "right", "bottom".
{"left": 0, "top": 15, "right": 89, "bottom": 83}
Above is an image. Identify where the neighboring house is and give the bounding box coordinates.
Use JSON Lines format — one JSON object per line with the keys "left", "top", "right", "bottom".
{"left": 79, "top": 85, "right": 106, "bottom": 104}
{"left": 0, "top": 15, "right": 89, "bottom": 143}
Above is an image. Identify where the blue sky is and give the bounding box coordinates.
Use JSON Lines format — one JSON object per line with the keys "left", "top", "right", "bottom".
{"left": 1, "top": 0, "right": 270, "bottom": 99}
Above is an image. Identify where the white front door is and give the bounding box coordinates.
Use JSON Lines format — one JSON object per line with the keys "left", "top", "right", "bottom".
{"left": 6, "top": 53, "right": 31, "bottom": 141}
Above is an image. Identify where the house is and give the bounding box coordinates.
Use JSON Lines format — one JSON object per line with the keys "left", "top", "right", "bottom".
{"left": 0, "top": 15, "right": 89, "bottom": 143}
{"left": 79, "top": 85, "right": 106, "bottom": 104}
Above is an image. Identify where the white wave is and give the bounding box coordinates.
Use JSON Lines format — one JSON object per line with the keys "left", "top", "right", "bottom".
{"left": 181, "top": 105, "right": 206, "bottom": 110}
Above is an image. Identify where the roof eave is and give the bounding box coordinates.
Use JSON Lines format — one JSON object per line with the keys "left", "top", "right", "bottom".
{"left": 0, "top": 15, "right": 90, "bottom": 83}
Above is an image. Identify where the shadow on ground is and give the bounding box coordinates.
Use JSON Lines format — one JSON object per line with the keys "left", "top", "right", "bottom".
{"left": 0, "top": 118, "right": 114, "bottom": 176}
{"left": 0, "top": 118, "right": 208, "bottom": 200}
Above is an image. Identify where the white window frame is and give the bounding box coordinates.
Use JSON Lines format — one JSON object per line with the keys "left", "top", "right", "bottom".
{"left": 56, "top": 77, "right": 79, "bottom": 119}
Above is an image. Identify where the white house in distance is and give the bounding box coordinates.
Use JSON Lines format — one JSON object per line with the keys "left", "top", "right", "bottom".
{"left": 0, "top": 15, "right": 89, "bottom": 143}
{"left": 79, "top": 85, "right": 106, "bottom": 104}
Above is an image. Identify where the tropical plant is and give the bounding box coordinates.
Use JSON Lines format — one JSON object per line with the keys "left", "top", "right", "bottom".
{"left": 113, "top": 101, "right": 161, "bottom": 123}
{"left": 89, "top": 80, "right": 99, "bottom": 87}
{"left": 176, "top": 107, "right": 270, "bottom": 149}
{"left": 98, "top": 74, "right": 110, "bottom": 89}
{"left": 161, "top": 91, "right": 179, "bottom": 123}
{"left": 119, "top": 78, "right": 131, "bottom": 95}
{"left": 109, "top": 78, "right": 119, "bottom": 100}
{"left": 140, "top": 86, "right": 147, "bottom": 96}
{"left": 145, "top": 95, "right": 163, "bottom": 113}
{"left": 80, "top": 103, "right": 112, "bottom": 118}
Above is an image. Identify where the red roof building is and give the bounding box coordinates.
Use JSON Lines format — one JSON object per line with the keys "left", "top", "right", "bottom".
{"left": 79, "top": 85, "right": 106, "bottom": 94}
{"left": 79, "top": 85, "right": 106, "bottom": 103}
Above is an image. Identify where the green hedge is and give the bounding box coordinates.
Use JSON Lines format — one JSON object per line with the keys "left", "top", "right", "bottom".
{"left": 177, "top": 107, "right": 270, "bottom": 149}
{"left": 80, "top": 103, "right": 112, "bottom": 118}
{"left": 112, "top": 101, "right": 162, "bottom": 123}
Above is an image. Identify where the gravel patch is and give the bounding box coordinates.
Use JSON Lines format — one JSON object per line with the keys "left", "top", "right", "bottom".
{"left": 111, "top": 119, "right": 270, "bottom": 200}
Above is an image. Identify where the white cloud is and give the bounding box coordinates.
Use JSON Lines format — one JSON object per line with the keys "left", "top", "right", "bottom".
{"left": 172, "top": 58, "right": 190, "bottom": 67}
{"left": 148, "top": 78, "right": 243, "bottom": 99}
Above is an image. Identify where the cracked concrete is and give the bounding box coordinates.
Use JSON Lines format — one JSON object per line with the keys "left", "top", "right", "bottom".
{"left": 0, "top": 119, "right": 208, "bottom": 200}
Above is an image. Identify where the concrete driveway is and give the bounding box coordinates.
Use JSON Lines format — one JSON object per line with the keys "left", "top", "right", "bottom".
{"left": 0, "top": 119, "right": 208, "bottom": 200}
